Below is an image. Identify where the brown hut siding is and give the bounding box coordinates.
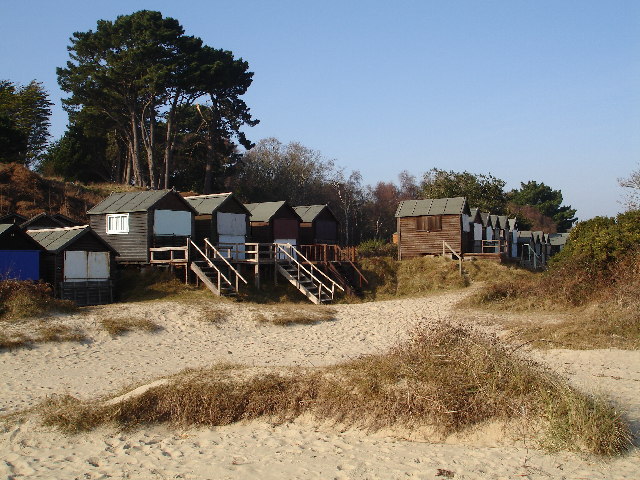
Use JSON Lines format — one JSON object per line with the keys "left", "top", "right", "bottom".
{"left": 399, "top": 214, "right": 463, "bottom": 259}
{"left": 299, "top": 222, "right": 314, "bottom": 244}
{"left": 249, "top": 222, "right": 272, "bottom": 243}
{"left": 90, "top": 212, "right": 148, "bottom": 262}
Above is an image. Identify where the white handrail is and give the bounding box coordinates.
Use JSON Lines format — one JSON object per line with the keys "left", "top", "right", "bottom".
{"left": 278, "top": 243, "right": 344, "bottom": 292}
{"left": 188, "top": 239, "right": 234, "bottom": 290}
{"left": 204, "top": 238, "right": 248, "bottom": 285}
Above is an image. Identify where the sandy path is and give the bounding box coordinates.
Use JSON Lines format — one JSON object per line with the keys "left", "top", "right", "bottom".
{"left": 1, "top": 290, "right": 639, "bottom": 479}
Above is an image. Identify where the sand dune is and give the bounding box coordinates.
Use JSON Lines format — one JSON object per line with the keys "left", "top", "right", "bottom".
{"left": 1, "top": 290, "right": 638, "bottom": 479}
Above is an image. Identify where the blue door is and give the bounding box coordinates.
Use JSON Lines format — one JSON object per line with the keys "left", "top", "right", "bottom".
{"left": 0, "top": 250, "right": 40, "bottom": 281}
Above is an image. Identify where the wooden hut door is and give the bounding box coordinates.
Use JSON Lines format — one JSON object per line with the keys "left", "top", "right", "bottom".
{"left": 217, "top": 212, "right": 247, "bottom": 259}
{"left": 273, "top": 218, "right": 298, "bottom": 259}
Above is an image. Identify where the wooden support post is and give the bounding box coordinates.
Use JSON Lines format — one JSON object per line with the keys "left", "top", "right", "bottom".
{"left": 254, "top": 264, "right": 260, "bottom": 289}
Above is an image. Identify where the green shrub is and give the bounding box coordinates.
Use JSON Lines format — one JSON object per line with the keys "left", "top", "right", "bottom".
{"left": 357, "top": 239, "right": 397, "bottom": 258}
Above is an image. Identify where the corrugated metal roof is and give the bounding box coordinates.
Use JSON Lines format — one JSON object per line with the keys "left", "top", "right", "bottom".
{"left": 26, "top": 225, "right": 93, "bottom": 253}
{"left": 21, "top": 212, "right": 66, "bottom": 230}
{"left": 87, "top": 190, "right": 173, "bottom": 214}
{"left": 244, "top": 201, "right": 288, "bottom": 222}
{"left": 548, "top": 233, "right": 569, "bottom": 246}
{"left": 184, "top": 193, "right": 233, "bottom": 215}
{"left": 293, "top": 205, "right": 331, "bottom": 223}
{"left": 479, "top": 212, "right": 492, "bottom": 227}
{"left": 0, "top": 224, "right": 14, "bottom": 236}
{"left": 395, "top": 197, "right": 468, "bottom": 217}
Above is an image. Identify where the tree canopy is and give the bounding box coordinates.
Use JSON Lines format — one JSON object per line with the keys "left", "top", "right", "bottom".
{"left": 56, "top": 10, "right": 257, "bottom": 189}
{"left": 420, "top": 168, "right": 507, "bottom": 213}
{"left": 0, "top": 80, "right": 52, "bottom": 166}
{"left": 508, "top": 181, "right": 577, "bottom": 232}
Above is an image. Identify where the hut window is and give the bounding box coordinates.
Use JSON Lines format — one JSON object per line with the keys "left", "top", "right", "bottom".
{"left": 416, "top": 215, "right": 441, "bottom": 232}
{"left": 106, "top": 214, "right": 129, "bottom": 234}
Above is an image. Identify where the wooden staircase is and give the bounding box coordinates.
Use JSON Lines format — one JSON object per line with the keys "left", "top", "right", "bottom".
{"left": 188, "top": 239, "right": 247, "bottom": 297}
{"left": 325, "top": 261, "right": 367, "bottom": 297}
{"left": 274, "top": 243, "right": 344, "bottom": 304}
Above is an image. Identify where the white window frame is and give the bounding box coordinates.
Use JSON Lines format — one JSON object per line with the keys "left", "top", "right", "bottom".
{"left": 106, "top": 213, "right": 129, "bottom": 234}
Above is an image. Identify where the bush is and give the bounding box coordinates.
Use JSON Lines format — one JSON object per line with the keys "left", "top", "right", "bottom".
{"left": 357, "top": 239, "right": 397, "bottom": 258}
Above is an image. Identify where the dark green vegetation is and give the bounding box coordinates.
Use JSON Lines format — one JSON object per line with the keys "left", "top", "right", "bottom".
{"left": 50, "top": 10, "right": 257, "bottom": 191}
{"left": 471, "top": 210, "right": 640, "bottom": 349}
{"left": 508, "top": 181, "right": 577, "bottom": 232}
{"left": 0, "top": 80, "right": 52, "bottom": 166}
{"left": 40, "top": 324, "right": 631, "bottom": 456}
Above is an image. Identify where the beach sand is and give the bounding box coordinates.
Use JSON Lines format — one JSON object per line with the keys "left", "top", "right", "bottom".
{"left": 1, "top": 290, "right": 638, "bottom": 479}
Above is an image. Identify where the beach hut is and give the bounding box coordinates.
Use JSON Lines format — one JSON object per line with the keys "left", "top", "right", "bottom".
{"left": 245, "top": 201, "right": 302, "bottom": 246}
{"left": 27, "top": 226, "right": 117, "bottom": 305}
{"left": 0, "top": 213, "right": 27, "bottom": 225}
{"left": 294, "top": 205, "right": 339, "bottom": 245}
{"left": 395, "top": 197, "right": 471, "bottom": 260}
{"left": 469, "top": 208, "right": 484, "bottom": 253}
{"left": 87, "top": 190, "right": 196, "bottom": 263}
{"left": 549, "top": 232, "right": 570, "bottom": 255}
{"left": 0, "top": 223, "right": 44, "bottom": 281}
{"left": 21, "top": 212, "right": 68, "bottom": 231}
{"left": 507, "top": 218, "right": 519, "bottom": 258}
{"left": 183, "top": 193, "right": 250, "bottom": 247}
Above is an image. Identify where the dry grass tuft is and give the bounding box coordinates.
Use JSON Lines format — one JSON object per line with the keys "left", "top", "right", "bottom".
{"left": 359, "top": 256, "right": 526, "bottom": 300}
{"left": 0, "top": 281, "right": 77, "bottom": 320}
{"left": 100, "top": 317, "right": 161, "bottom": 336}
{"left": 39, "top": 324, "right": 631, "bottom": 455}
{"left": 254, "top": 305, "right": 336, "bottom": 326}
{"left": 0, "top": 322, "right": 86, "bottom": 350}
{"left": 467, "top": 247, "right": 640, "bottom": 349}
{"left": 116, "top": 269, "right": 212, "bottom": 303}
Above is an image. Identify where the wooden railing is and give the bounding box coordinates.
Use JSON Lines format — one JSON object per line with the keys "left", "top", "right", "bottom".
{"left": 442, "top": 241, "right": 463, "bottom": 276}
{"left": 299, "top": 244, "right": 357, "bottom": 262}
{"left": 188, "top": 239, "right": 235, "bottom": 293}
{"left": 204, "top": 238, "right": 247, "bottom": 292}
{"left": 481, "top": 239, "right": 507, "bottom": 254}
{"left": 149, "top": 245, "right": 189, "bottom": 264}
{"left": 275, "top": 243, "right": 344, "bottom": 301}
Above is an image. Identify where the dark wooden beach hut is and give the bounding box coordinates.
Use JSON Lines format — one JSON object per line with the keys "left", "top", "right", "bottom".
{"left": 183, "top": 193, "right": 251, "bottom": 247}
{"left": 395, "top": 197, "right": 471, "bottom": 260}
{"left": 21, "top": 212, "right": 67, "bottom": 231}
{"left": 0, "top": 223, "right": 44, "bottom": 281}
{"left": 87, "top": 190, "right": 196, "bottom": 263}
{"left": 294, "top": 205, "right": 339, "bottom": 245}
{"left": 244, "top": 201, "right": 302, "bottom": 245}
{"left": 27, "top": 226, "right": 117, "bottom": 305}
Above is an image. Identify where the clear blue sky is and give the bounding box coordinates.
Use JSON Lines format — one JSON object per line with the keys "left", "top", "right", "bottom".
{"left": 2, "top": 1, "right": 638, "bottom": 220}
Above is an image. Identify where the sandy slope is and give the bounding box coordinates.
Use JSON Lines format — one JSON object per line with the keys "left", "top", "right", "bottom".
{"left": 1, "top": 290, "right": 639, "bottom": 479}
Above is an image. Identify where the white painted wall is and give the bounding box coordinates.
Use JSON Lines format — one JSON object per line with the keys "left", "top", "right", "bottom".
{"left": 462, "top": 214, "right": 470, "bottom": 232}
{"left": 486, "top": 226, "right": 493, "bottom": 242}
{"left": 154, "top": 210, "right": 191, "bottom": 236}
{"left": 274, "top": 240, "right": 297, "bottom": 260}
{"left": 473, "top": 223, "right": 483, "bottom": 240}
{"left": 217, "top": 212, "right": 246, "bottom": 236}
{"left": 218, "top": 234, "right": 246, "bottom": 260}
